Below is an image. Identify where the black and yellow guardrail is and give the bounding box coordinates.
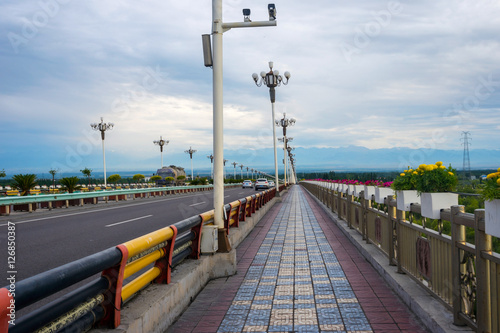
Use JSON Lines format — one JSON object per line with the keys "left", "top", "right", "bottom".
{"left": 0, "top": 186, "right": 280, "bottom": 332}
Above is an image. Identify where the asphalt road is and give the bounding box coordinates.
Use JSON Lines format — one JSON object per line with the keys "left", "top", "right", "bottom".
{"left": 0, "top": 187, "right": 262, "bottom": 284}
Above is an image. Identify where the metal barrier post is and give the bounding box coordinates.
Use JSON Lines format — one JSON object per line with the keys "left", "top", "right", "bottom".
{"left": 451, "top": 205, "right": 466, "bottom": 326}
{"left": 99, "top": 244, "right": 128, "bottom": 328}
{"left": 387, "top": 195, "right": 397, "bottom": 266}
{"left": 154, "top": 226, "right": 178, "bottom": 284}
{"left": 0, "top": 288, "right": 13, "bottom": 332}
{"left": 475, "top": 209, "right": 491, "bottom": 333}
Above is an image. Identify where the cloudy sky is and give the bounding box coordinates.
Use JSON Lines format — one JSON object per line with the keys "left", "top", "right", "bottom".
{"left": 1, "top": 0, "right": 499, "bottom": 175}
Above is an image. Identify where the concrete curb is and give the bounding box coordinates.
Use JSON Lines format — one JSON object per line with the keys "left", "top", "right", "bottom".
{"left": 91, "top": 195, "right": 279, "bottom": 333}
{"left": 304, "top": 187, "right": 473, "bottom": 333}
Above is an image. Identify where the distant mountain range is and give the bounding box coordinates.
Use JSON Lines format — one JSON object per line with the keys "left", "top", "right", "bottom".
{"left": 6, "top": 145, "right": 499, "bottom": 177}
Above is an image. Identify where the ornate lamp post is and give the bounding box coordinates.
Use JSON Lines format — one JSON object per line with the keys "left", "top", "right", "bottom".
{"left": 278, "top": 136, "right": 293, "bottom": 186}
{"left": 239, "top": 164, "right": 244, "bottom": 180}
{"left": 223, "top": 159, "right": 228, "bottom": 180}
{"left": 246, "top": 166, "right": 249, "bottom": 178}
{"left": 276, "top": 113, "right": 295, "bottom": 186}
{"left": 252, "top": 61, "right": 290, "bottom": 195}
{"left": 207, "top": 154, "right": 214, "bottom": 179}
{"left": 90, "top": 117, "right": 114, "bottom": 188}
{"left": 153, "top": 136, "right": 169, "bottom": 168}
{"left": 185, "top": 147, "right": 197, "bottom": 180}
{"left": 251, "top": 168, "right": 254, "bottom": 179}
{"left": 231, "top": 162, "right": 238, "bottom": 179}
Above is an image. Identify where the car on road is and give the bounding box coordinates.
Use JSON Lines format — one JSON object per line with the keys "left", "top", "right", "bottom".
{"left": 268, "top": 180, "right": 275, "bottom": 188}
{"left": 242, "top": 180, "right": 253, "bottom": 188}
{"left": 254, "top": 178, "right": 269, "bottom": 190}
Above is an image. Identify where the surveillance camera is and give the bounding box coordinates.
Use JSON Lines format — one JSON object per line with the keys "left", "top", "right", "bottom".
{"left": 268, "top": 4, "right": 276, "bottom": 21}
{"left": 243, "top": 8, "right": 251, "bottom": 22}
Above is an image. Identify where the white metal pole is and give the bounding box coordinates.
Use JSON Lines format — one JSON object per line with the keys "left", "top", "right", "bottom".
{"left": 161, "top": 150, "right": 163, "bottom": 168}
{"left": 272, "top": 102, "right": 279, "bottom": 194}
{"left": 213, "top": 0, "right": 224, "bottom": 228}
{"left": 191, "top": 157, "right": 194, "bottom": 180}
{"left": 102, "top": 138, "right": 107, "bottom": 188}
{"left": 283, "top": 136, "right": 287, "bottom": 187}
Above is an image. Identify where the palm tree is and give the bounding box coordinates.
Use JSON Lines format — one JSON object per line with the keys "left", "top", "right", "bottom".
{"left": 12, "top": 174, "right": 37, "bottom": 196}
{"left": 80, "top": 167, "right": 92, "bottom": 186}
{"left": 59, "top": 176, "right": 81, "bottom": 193}
{"left": 49, "top": 168, "right": 58, "bottom": 190}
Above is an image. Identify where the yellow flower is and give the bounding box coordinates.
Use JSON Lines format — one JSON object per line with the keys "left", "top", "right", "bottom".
{"left": 497, "top": 178, "right": 500, "bottom": 185}
{"left": 408, "top": 169, "right": 413, "bottom": 172}
{"left": 448, "top": 172, "right": 454, "bottom": 176}
{"left": 439, "top": 165, "right": 446, "bottom": 169}
{"left": 404, "top": 170, "right": 408, "bottom": 173}
{"left": 426, "top": 165, "right": 434, "bottom": 171}
{"left": 487, "top": 173, "right": 496, "bottom": 179}
{"left": 419, "top": 164, "right": 427, "bottom": 170}
{"left": 436, "top": 161, "right": 443, "bottom": 167}
{"left": 498, "top": 167, "right": 500, "bottom": 172}
{"left": 400, "top": 173, "right": 405, "bottom": 177}
{"left": 413, "top": 171, "right": 418, "bottom": 175}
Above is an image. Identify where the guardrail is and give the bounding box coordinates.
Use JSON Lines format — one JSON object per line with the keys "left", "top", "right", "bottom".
{"left": 0, "top": 184, "right": 241, "bottom": 215}
{"left": 301, "top": 181, "right": 499, "bottom": 333}
{"left": 0, "top": 186, "right": 280, "bottom": 332}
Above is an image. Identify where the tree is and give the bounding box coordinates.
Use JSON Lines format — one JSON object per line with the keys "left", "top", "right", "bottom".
{"left": 150, "top": 175, "right": 162, "bottom": 181}
{"left": 80, "top": 167, "right": 92, "bottom": 186}
{"left": 12, "top": 174, "right": 37, "bottom": 196}
{"left": 133, "top": 174, "right": 145, "bottom": 183}
{"left": 60, "top": 176, "right": 81, "bottom": 193}
{"left": 107, "top": 174, "right": 121, "bottom": 184}
{"left": 0, "top": 169, "right": 5, "bottom": 178}
{"left": 48, "top": 168, "right": 59, "bottom": 190}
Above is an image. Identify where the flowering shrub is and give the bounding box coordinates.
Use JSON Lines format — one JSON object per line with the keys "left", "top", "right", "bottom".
{"left": 414, "top": 162, "right": 458, "bottom": 193}
{"left": 482, "top": 168, "right": 500, "bottom": 201}
{"left": 391, "top": 168, "right": 418, "bottom": 191}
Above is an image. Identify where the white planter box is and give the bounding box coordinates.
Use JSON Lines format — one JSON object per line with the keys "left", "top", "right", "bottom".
{"left": 375, "top": 187, "right": 395, "bottom": 204}
{"left": 353, "top": 185, "right": 364, "bottom": 197}
{"left": 364, "top": 186, "right": 376, "bottom": 200}
{"left": 485, "top": 199, "right": 500, "bottom": 238}
{"left": 396, "top": 190, "right": 420, "bottom": 211}
{"left": 421, "top": 192, "right": 458, "bottom": 219}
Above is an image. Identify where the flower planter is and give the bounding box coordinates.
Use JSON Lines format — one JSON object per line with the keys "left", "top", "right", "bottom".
{"left": 485, "top": 199, "right": 500, "bottom": 238}
{"left": 396, "top": 190, "right": 420, "bottom": 212}
{"left": 375, "top": 187, "right": 395, "bottom": 204}
{"left": 353, "top": 185, "right": 364, "bottom": 197}
{"left": 420, "top": 192, "right": 458, "bottom": 219}
{"left": 364, "top": 185, "right": 376, "bottom": 201}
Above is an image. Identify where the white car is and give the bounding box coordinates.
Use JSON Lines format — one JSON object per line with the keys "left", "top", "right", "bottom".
{"left": 254, "top": 178, "right": 269, "bottom": 190}
{"left": 242, "top": 180, "right": 253, "bottom": 188}
{"left": 268, "top": 180, "right": 275, "bottom": 188}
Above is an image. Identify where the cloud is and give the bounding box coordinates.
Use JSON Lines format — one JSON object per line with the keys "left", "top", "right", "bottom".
{"left": 1, "top": 0, "right": 500, "bottom": 173}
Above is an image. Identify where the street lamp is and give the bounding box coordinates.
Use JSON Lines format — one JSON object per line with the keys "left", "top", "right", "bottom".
{"left": 232, "top": 162, "right": 238, "bottom": 179}
{"left": 246, "top": 166, "right": 249, "bottom": 178}
{"left": 90, "top": 117, "right": 114, "bottom": 188}
{"left": 252, "top": 61, "right": 290, "bottom": 195}
{"left": 153, "top": 136, "right": 169, "bottom": 168}
{"left": 239, "top": 164, "right": 244, "bottom": 180}
{"left": 207, "top": 2, "right": 277, "bottom": 228}
{"left": 185, "top": 147, "right": 197, "bottom": 180}
{"left": 251, "top": 168, "right": 254, "bottom": 179}
{"left": 207, "top": 154, "right": 214, "bottom": 179}
{"left": 276, "top": 112, "right": 295, "bottom": 186}
{"left": 278, "top": 135, "right": 293, "bottom": 186}
{"left": 223, "top": 159, "right": 228, "bottom": 180}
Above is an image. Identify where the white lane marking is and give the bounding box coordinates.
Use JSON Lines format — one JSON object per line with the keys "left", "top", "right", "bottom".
{"left": 0, "top": 191, "right": 221, "bottom": 227}
{"left": 189, "top": 202, "right": 206, "bottom": 207}
{"left": 105, "top": 215, "right": 153, "bottom": 227}
{"left": 224, "top": 195, "right": 230, "bottom": 198}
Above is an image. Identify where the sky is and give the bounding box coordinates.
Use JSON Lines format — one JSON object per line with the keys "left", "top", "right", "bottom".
{"left": 1, "top": 0, "right": 500, "bottom": 176}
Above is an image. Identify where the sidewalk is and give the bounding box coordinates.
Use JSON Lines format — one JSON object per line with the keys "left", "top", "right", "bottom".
{"left": 167, "top": 186, "right": 428, "bottom": 332}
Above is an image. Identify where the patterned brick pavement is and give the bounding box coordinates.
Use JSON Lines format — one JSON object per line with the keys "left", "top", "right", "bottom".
{"left": 167, "top": 186, "right": 428, "bottom": 333}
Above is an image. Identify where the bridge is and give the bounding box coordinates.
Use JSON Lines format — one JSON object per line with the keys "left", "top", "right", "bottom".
{"left": 1, "top": 181, "right": 497, "bottom": 332}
